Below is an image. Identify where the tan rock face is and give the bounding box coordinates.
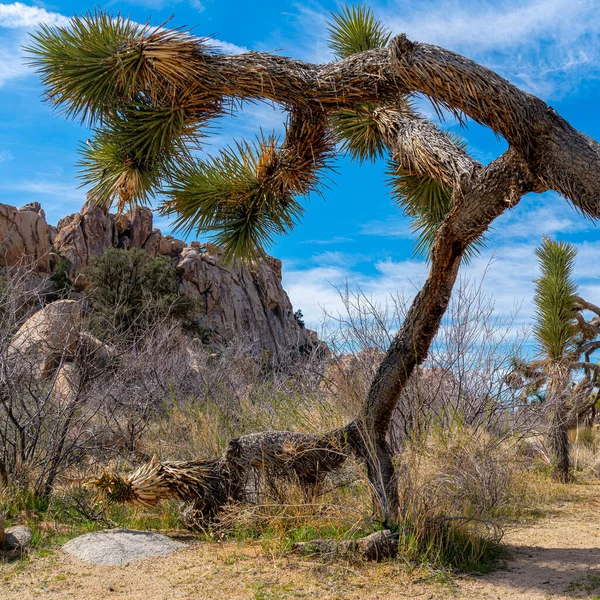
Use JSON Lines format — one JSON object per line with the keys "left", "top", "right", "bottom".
{"left": 1, "top": 201, "right": 319, "bottom": 357}
{"left": 53, "top": 362, "right": 79, "bottom": 403}
{"left": 177, "top": 244, "right": 315, "bottom": 354}
{"left": 9, "top": 299, "right": 81, "bottom": 377}
{"left": 0, "top": 203, "right": 50, "bottom": 273}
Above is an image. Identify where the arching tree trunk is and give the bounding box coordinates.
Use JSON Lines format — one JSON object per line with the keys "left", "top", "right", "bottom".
{"left": 346, "top": 149, "right": 536, "bottom": 523}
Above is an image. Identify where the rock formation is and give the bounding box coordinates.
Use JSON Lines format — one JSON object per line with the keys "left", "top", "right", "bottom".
{"left": 0, "top": 202, "right": 50, "bottom": 274}
{"left": 0, "top": 200, "right": 316, "bottom": 357}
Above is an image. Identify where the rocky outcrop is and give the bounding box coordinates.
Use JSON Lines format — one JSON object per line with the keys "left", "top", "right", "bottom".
{"left": 0, "top": 201, "right": 316, "bottom": 357}
{"left": 0, "top": 202, "right": 50, "bottom": 273}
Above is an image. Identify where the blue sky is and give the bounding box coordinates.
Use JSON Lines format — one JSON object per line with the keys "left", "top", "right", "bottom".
{"left": 2, "top": 1, "right": 600, "bottom": 332}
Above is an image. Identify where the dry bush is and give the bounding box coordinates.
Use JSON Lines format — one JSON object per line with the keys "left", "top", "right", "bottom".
{"left": 0, "top": 262, "right": 564, "bottom": 569}
{"left": 398, "top": 421, "right": 554, "bottom": 522}
{"left": 0, "top": 266, "right": 109, "bottom": 496}
{"left": 569, "top": 426, "right": 600, "bottom": 476}
{"left": 320, "top": 275, "right": 535, "bottom": 449}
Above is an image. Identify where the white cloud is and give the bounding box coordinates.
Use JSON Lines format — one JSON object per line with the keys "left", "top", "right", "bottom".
{"left": 0, "top": 3, "right": 70, "bottom": 88}
{"left": 0, "top": 31, "right": 28, "bottom": 87}
{"left": 0, "top": 2, "right": 69, "bottom": 28}
{"left": 0, "top": 3, "right": 245, "bottom": 89}
{"left": 378, "top": 0, "right": 600, "bottom": 98}
{"left": 213, "top": 39, "right": 248, "bottom": 54}
{"left": 299, "top": 235, "right": 354, "bottom": 245}
{"left": 2, "top": 179, "right": 85, "bottom": 223}
{"left": 283, "top": 191, "right": 600, "bottom": 330}
{"left": 0, "top": 149, "right": 13, "bottom": 162}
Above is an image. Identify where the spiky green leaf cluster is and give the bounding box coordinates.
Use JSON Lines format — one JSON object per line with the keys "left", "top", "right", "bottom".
{"left": 79, "top": 101, "right": 198, "bottom": 210}
{"left": 327, "top": 5, "right": 392, "bottom": 164}
{"left": 327, "top": 4, "right": 391, "bottom": 59}
{"left": 27, "top": 11, "right": 210, "bottom": 213}
{"left": 165, "top": 137, "right": 305, "bottom": 261}
{"left": 26, "top": 11, "right": 206, "bottom": 124}
{"left": 388, "top": 132, "right": 483, "bottom": 262}
{"left": 533, "top": 239, "right": 578, "bottom": 361}
{"left": 330, "top": 102, "right": 387, "bottom": 163}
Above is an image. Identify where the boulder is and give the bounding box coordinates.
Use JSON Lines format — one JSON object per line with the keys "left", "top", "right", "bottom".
{"left": 0, "top": 203, "right": 50, "bottom": 273}
{"left": 62, "top": 529, "right": 185, "bottom": 565}
{"left": 159, "top": 235, "right": 185, "bottom": 257}
{"left": 3, "top": 525, "right": 32, "bottom": 552}
{"left": 127, "top": 206, "right": 153, "bottom": 248}
{"left": 78, "top": 331, "right": 117, "bottom": 364}
{"left": 293, "top": 529, "right": 397, "bottom": 562}
{"left": 9, "top": 300, "right": 81, "bottom": 377}
{"left": 53, "top": 362, "right": 79, "bottom": 403}
{"left": 142, "top": 228, "right": 162, "bottom": 256}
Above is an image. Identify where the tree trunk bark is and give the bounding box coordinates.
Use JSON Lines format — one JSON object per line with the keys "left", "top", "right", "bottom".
{"left": 349, "top": 149, "right": 538, "bottom": 521}
{"left": 550, "top": 399, "right": 571, "bottom": 483}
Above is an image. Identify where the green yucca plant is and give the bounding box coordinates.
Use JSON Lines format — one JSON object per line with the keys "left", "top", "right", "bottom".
{"left": 164, "top": 136, "right": 307, "bottom": 262}
{"left": 327, "top": 4, "right": 391, "bottom": 59}
{"left": 327, "top": 6, "right": 391, "bottom": 165}
{"left": 326, "top": 6, "right": 474, "bottom": 262}
{"left": 533, "top": 238, "right": 578, "bottom": 361}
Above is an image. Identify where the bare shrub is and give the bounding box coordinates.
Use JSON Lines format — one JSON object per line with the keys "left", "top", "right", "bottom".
{"left": 0, "top": 266, "right": 108, "bottom": 496}
{"left": 321, "top": 274, "right": 531, "bottom": 449}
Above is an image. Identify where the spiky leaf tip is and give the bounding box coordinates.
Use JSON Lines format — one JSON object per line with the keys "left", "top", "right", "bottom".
{"left": 163, "top": 136, "right": 305, "bottom": 262}
{"left": 387, "top": 167, "right": 486, "bottom": 263}
{"left": 26, "top": 10, "right": 208, "bottom": 125}
{"left": 331, "top": 102, "right": 387, "bottom": 163}
{"left": 327, "top": 4, "right": 391, "bottom": 59}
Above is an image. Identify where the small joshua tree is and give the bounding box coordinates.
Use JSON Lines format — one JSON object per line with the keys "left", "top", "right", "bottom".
{"left": 512, "top": 239, "right": 600, "bottom": 482}
{"left": 27, "top": 5, "right": 600, "bottom": 525}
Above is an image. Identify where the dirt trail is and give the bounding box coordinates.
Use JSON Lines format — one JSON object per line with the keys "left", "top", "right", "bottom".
{"left": 455, "top": 492, "right": 600, "bottom": 600}
{"left": 3, "top": 487, "right": 600, "bottom": 599}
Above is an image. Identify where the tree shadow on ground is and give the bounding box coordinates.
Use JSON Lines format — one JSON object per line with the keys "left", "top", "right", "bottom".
{"left": 470, "top": 544, "right": 600, "bottom": 598}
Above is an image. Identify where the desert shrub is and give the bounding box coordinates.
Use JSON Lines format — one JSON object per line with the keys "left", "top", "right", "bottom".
{"left": 321, "top": 276, "right": 532, "bottom": 450}
{"left": 48, "top": 251, "right": 74, "bottom": 300}
{"left": 570, "top": 426, "right": 600, "bottom": 475}
{"left": 84, "top": 247, "right": 199, "bottom": 336}
{"left": 398, "top": 421, "right": 545, "bottom": 521}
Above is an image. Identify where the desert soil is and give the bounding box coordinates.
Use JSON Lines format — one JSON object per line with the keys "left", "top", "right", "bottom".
{"left": 3, "top": 485, "right": 600, "bottom": 599}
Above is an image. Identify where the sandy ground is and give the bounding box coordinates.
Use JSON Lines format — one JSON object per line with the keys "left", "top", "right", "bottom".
{"left": 3, "top": 488, "right": 600, "bottom": 599}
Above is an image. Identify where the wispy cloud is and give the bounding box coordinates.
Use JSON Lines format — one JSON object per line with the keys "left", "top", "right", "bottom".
{"left": 378, "top": 0, "right": 600, "bottom": 97}
{"left": 0, "top": 2, "right": 245, "bottom": 89}
{"left": 0, "top": 3, "right": 70, "bottom": 88}
{"left": 1, "top": 179, "right": 85, "bottom": 223}
{"left": 298, "top": 235, "right": 354, "bottom": 245}
{"left": 0, "top": 2, "right": 69, "bottom": 28}
{"left": 0, "top": 149, "right": 13, "bottom": 162}
{"left": 359, "top": 217, "right": 413, "bottom": 239}
{"left": 283, "top": 191, "right": 600, "bottom": 329}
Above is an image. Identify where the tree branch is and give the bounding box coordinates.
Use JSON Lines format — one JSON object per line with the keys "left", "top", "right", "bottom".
{"left": 355, "top": 148, "right": 537, "bottom": 435}
{"left": 373, "top": 106, "right": 478, "bottom": 186}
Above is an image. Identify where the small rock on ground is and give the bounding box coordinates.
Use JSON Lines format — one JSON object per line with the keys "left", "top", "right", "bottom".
{"left": 62, "top": 529, "right": 185, "bottom": 565}
{"left": 3, "top": 526, "right": 32, "bottom": 551}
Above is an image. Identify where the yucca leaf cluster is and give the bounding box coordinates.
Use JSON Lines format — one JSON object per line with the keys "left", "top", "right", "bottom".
{"left": 533, "top": 238, "right": 578, "bottom": 361}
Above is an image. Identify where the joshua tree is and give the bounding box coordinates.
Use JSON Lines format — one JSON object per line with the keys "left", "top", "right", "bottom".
{"left": 512, "top": 239, "right": 600, "bottom": 482}
{"left": 27, "top": 5, "right": 600, "bottom": 526}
